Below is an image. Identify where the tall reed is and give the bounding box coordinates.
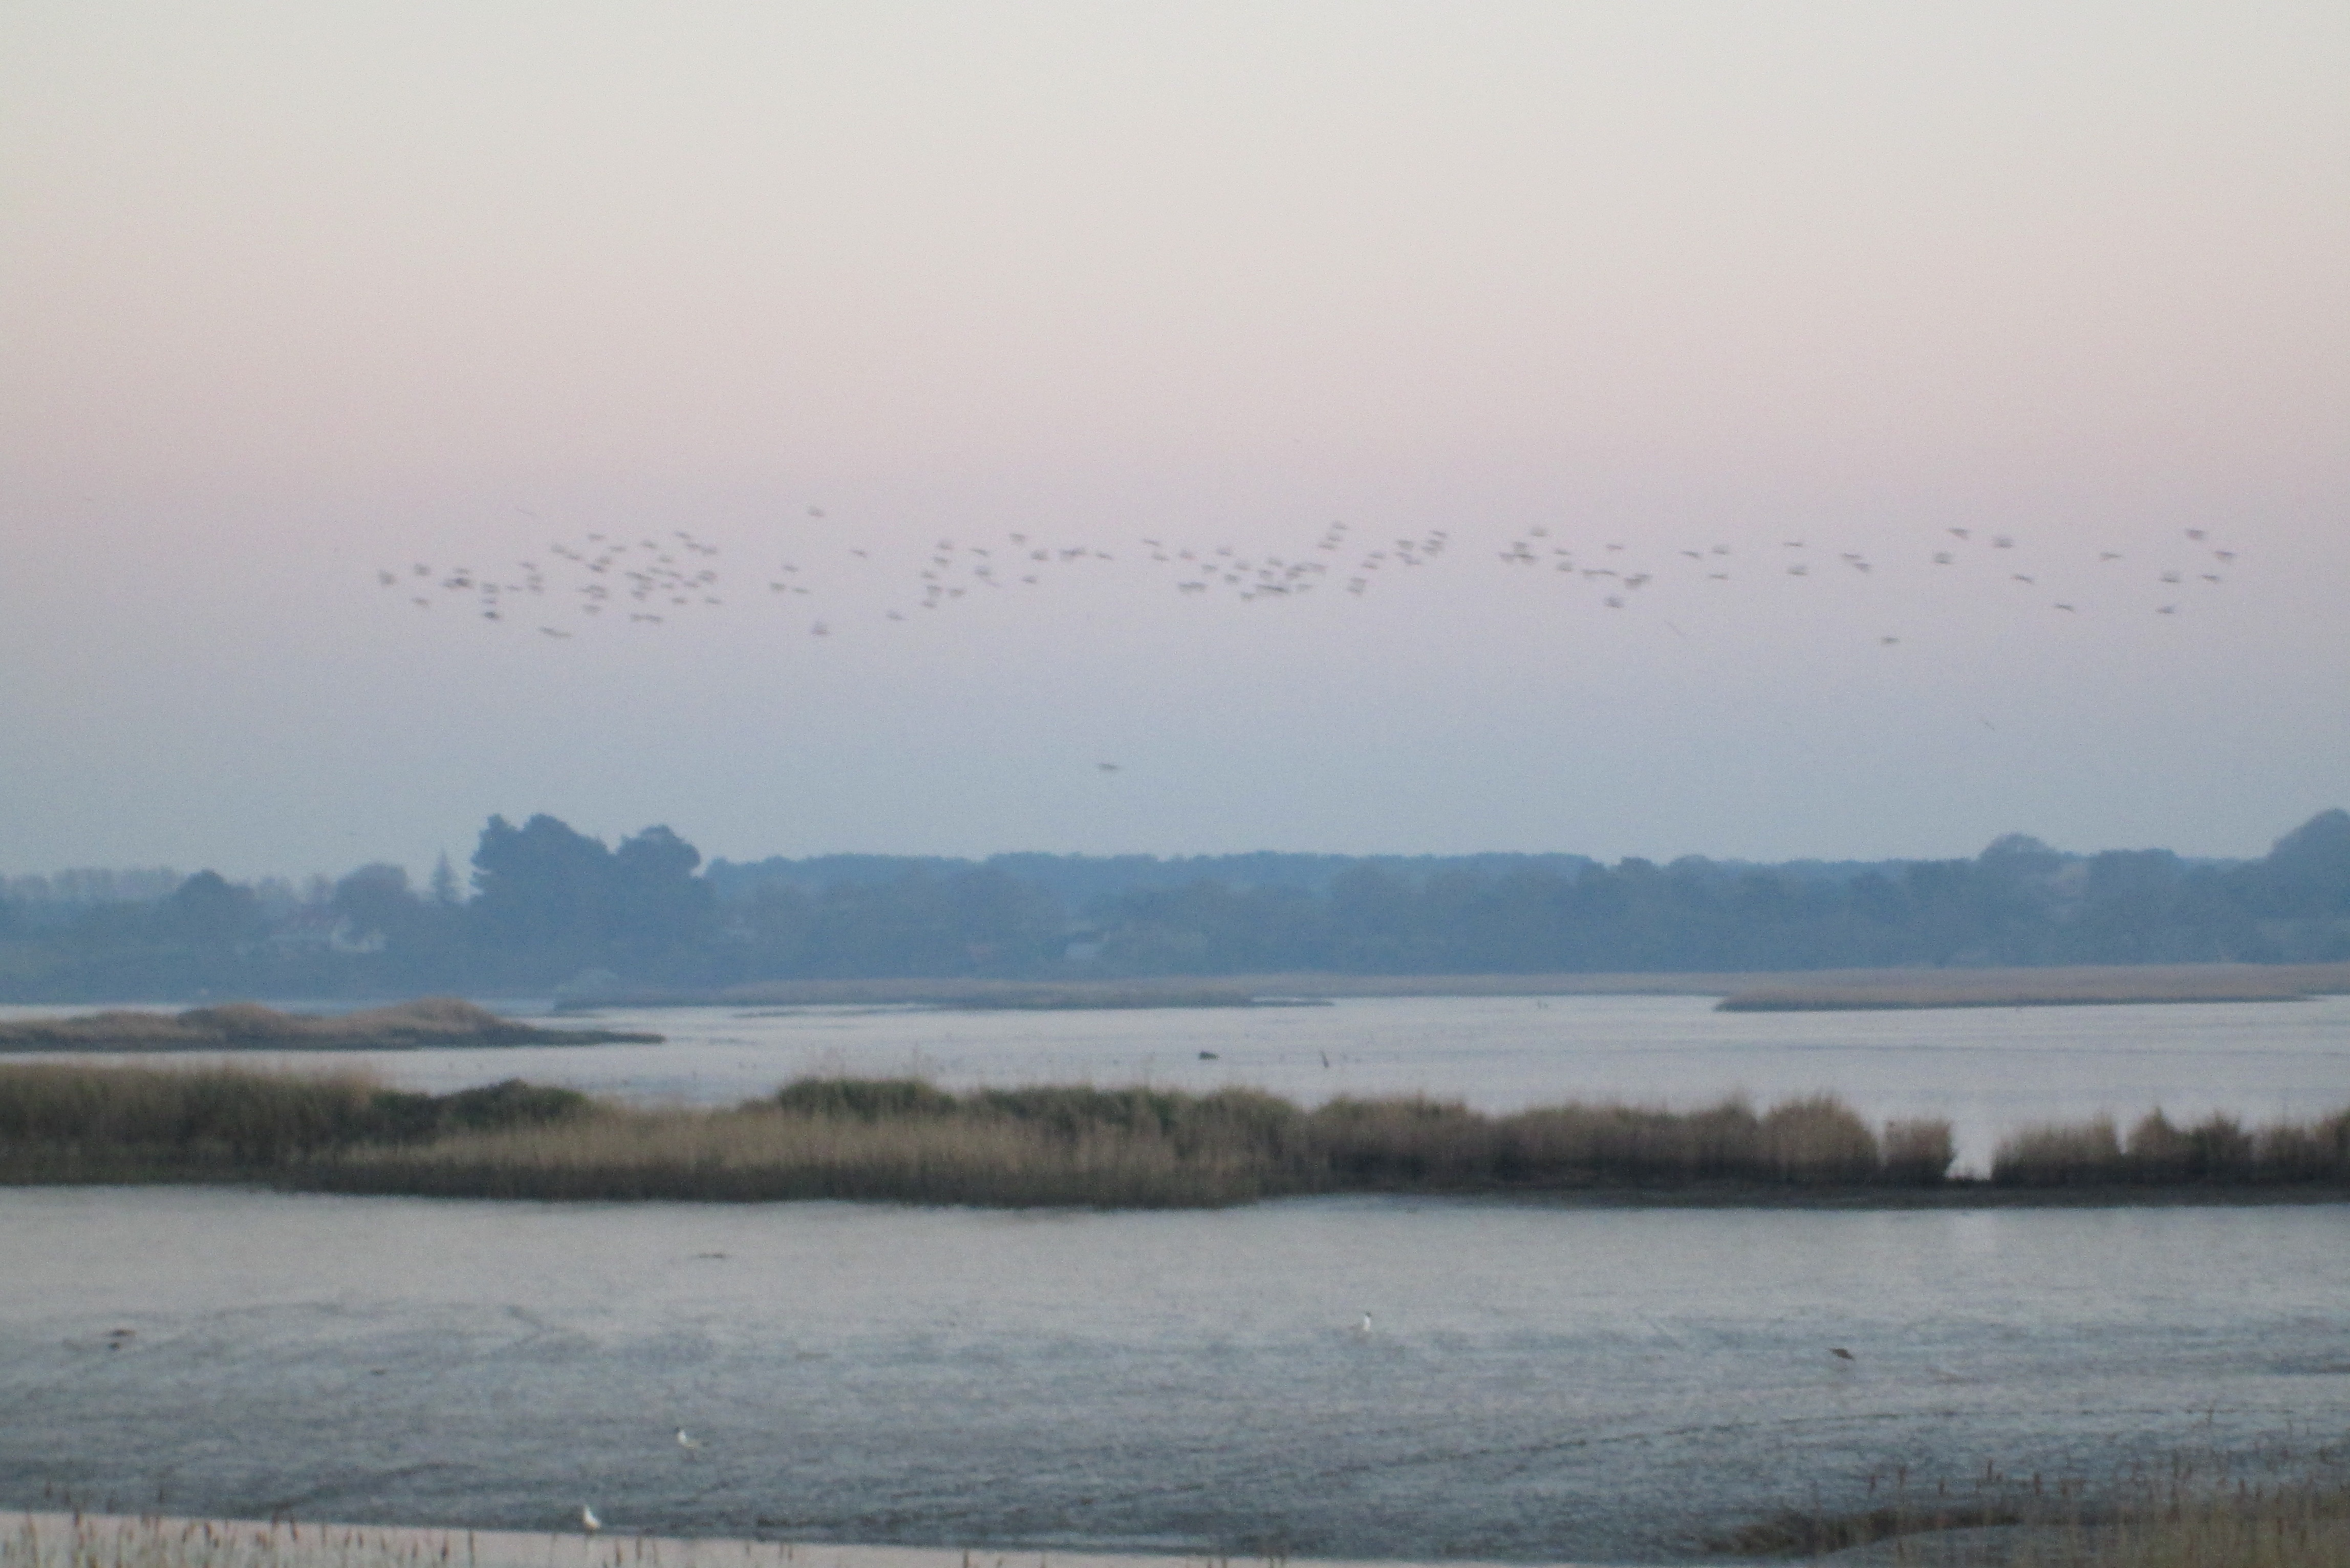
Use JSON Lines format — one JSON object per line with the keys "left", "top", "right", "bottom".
{"left": 1992, "top": 1107, "right": 2350, "bottom": 1187}
{"left": 307, "top": 1078, "right": 1958, "bottom": 1206}
{"left": 0, "top": 1061, "right": 2032, "bottom": 1206}
{"left": 0, "top": 1063, "right": 587, "bottom": 1180}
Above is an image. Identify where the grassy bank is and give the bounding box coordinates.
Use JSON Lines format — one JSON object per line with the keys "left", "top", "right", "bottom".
{"left": 0, "top": 999, "right": 660, "bottom": 1053}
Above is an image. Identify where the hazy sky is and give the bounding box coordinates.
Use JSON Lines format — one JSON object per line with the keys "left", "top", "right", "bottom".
{"left": 4, "top": 2, "right": 2345, "bottom": 880}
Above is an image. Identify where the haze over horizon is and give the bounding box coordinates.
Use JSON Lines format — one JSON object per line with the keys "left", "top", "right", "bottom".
{"left": 5, "top": 3, "right": 2345, "bottom": 881}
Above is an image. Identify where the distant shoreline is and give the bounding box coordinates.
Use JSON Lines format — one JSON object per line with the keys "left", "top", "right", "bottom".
{"left": 1719, "top": 992, "right": 2308, "bottom": 1013}
{"left": 9, "top": 963, "right": 2342, "bottom": 1020}
{"left": 547, "top": 961, "right": 2350, "bottom": 1014}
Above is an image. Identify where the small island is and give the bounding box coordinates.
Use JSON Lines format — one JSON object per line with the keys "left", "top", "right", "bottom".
{"left": 0, "top": 997, "right": 662, "bottom": 1052}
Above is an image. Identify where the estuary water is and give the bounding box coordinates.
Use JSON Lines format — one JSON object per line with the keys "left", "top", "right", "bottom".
{"left": 6, "top": 992, "right": 2346, "bottom": 1172}
{"left": 5, "top": 994, "right": 2346, "bottom": 1560}
{"left": 2, "top": 1189, "right": 2346, "bottom": 1562}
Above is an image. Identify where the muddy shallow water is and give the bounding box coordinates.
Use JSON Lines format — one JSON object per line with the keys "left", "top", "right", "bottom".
{"left": 4, "top": 1188, "right": 2344, "bottom": 1562}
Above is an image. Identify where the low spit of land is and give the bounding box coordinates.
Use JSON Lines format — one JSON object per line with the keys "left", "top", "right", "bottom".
{"left": 551, "top": 961, "right": 2350, "bottom": 1013}
{"left": 1716, "top": 962, "right": 2350, "bottom": 1012}
{"left": 0, "top": 999, "right": 660, "bottom": 1053}
{"left": 1, "top": 1061, "right": 2342, "bottom": 1206}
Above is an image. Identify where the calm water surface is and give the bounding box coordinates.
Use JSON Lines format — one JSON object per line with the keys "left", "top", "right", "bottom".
{"left": 3, "top": 1190, "right": 2347, "bottom": 1562}
{"left": 6, "top": 993, "right": 2345, "bottom": 1171}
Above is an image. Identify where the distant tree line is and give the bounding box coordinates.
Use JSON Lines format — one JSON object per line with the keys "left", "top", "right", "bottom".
{"left": 1, "top": 810, "right": 2345, "bottom": 1002}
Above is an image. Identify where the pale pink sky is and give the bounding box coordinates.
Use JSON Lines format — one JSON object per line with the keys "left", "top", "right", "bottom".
{"left": 3, "top": 3, "right": 2345, "bottom": 878}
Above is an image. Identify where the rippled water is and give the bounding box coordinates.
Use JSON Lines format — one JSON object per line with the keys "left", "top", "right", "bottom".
{"left": 8, "top": 993, "right": 2347, "bottom": 1172}
{"left": 3, "top": 1189, "right": 2346, "bottom": 1562}
{"left": 7, "top": 996, "right": 2346, "bottom": 1559}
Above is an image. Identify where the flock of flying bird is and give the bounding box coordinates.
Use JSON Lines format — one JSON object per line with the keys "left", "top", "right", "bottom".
{"left": 378, "top": 505, "right": 2246, "bottom": 648}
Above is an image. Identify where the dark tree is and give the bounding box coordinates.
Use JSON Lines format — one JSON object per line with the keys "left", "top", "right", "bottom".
{"left": 158, "top": 871, "right": 262, "bottom": 948}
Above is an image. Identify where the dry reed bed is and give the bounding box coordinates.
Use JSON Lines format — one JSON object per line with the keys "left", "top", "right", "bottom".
{"left": 8, "top": 1063, "right": 2346, "bottom": 1206}
{"left": 1722, "top": 1455, "right": 2350, "bottom": 1568}
{"left": 2028, "top": 1481, "right": 2350, "bottom": 1568}
{"left": 315, "top": 1090, "right": 1953, "bottom": 1206}
{"left": 0, "top": 1064, "right": 588, "bottom": 1181}
{"left": 0, "top": 1063, "right": 1959, "bottom": 1205}
{"left": 1992, "top": 1108, "right": 2350, "bottom": 1187}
